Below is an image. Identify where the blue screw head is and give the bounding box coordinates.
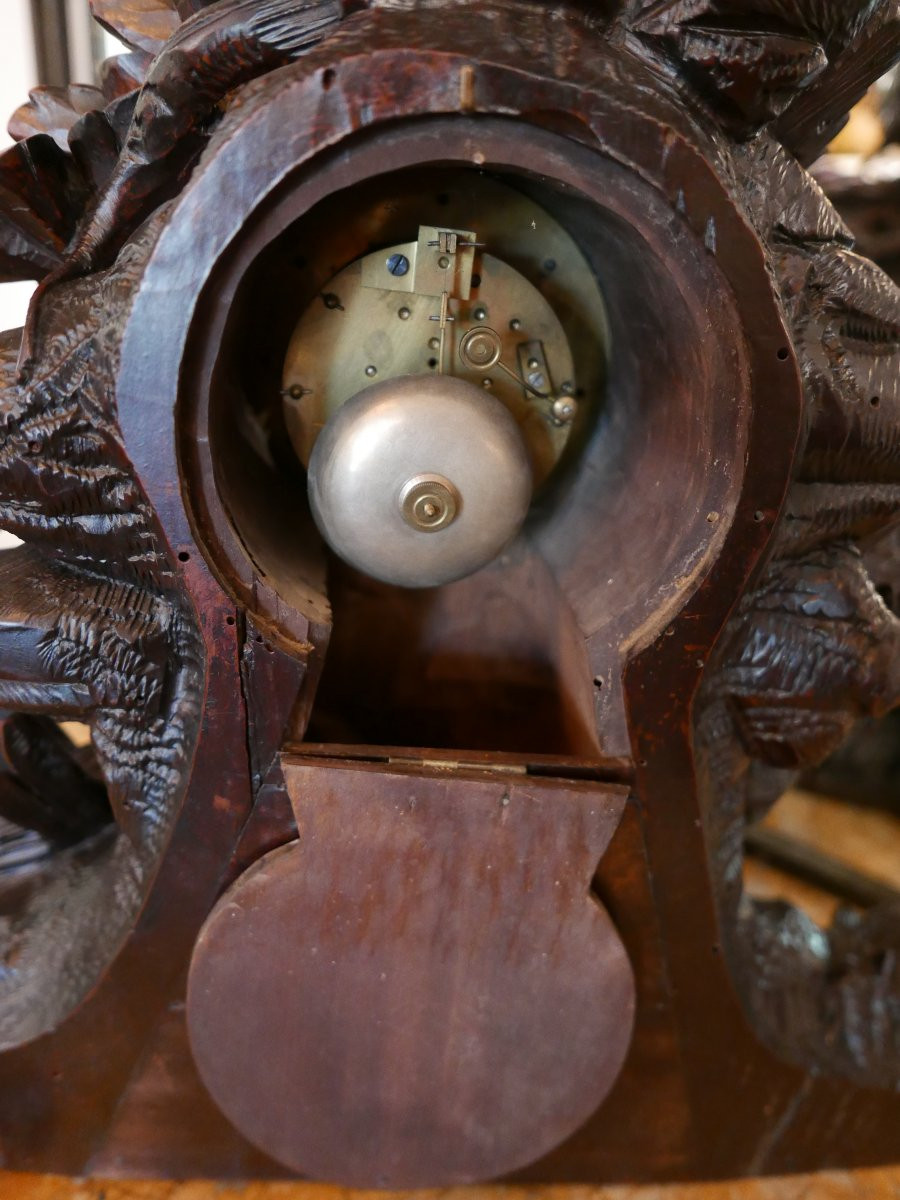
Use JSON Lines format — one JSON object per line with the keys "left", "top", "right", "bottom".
{"left": 386, "top": 253, "right": 410, "bottom": 277}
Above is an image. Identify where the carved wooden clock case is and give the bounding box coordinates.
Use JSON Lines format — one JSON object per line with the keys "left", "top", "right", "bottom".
{"left": 0, "top": 0, "right": 898, "bottom": 1188}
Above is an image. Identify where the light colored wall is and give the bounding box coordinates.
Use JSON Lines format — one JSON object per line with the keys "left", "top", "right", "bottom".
{"left": 0, "top": 0, "right": 36, "bottom": 153}
{"left": 0, "top": 1, "right": 38, "bottom": 334}
{"left": 0, "top": 2, "right": 37, "bottom": 543}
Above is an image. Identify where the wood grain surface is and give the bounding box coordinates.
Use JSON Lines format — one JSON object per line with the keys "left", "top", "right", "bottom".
{"left": 1, "top": 1168, "right": 899, "bottom": 1199}
{"left": 187, "top": 763, "right": 634, "bottom": 1187}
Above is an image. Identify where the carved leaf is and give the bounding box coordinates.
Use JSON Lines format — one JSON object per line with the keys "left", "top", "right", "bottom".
{"left": 69, "top": 92, "right": 140, "bottom": 192}
{"left": 0, "top": 136, "right": 88, "bottom": 282}
{"left": 723, "top": 547, "right": 898, "bottom": 767}
{"left": 57, "top": 0, "right": 346, "bottom": 280}
{"left": 673, "top": 26, "right": 826, "bottom": 125}
{"left": 0, "top": 264, "right": 167, "bottom": 577}
{"left": 632, "top": 0, "right": 888, "bottom": 52}
{"left": 8, "top": 86, "right": 106, "bottom": 152}
{"left": 99, "top": 50, "right": 154, "bottom": 100}
{"left": 631, "top": 1, "right": 900, "bottom": 145}
{"left": 776, "top": 6, "right": 900, "bottom": 162}
{"left": 777, "top": 482, "right": 900, "bottom": 556}
{"left": 5, "top": 84, "right": 139, "bottom": 231}
{"left": 735, "top": 136, "right": 852, "bottom": 244}
{"left": 89, "top": 0, "right": 182, "bottom": 54}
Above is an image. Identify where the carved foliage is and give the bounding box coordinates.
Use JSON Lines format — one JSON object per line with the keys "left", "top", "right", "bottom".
{"left": 695, "top": 136, "right": 900, "bottom": 1084}
{"left": 89, "top": 0, "right": 182, "bottom": 54}
{"left": 0, "top": 214, "right": 203, "bottom": 1048}
{"left": 1, "top": 74, "right": 143, "bottom": 282}
{"left": 629, "top": 1, "right": 900, "bottom": 157}
{"left": 66, "top": 0, "right": 346, "bottom": 278}
{"left": 0, "top": 0, "right": 362, "bottom": 1054}
{"left": 0, "top": 136, "right": 89, "bottom": 281}
{"left": 9, "top": 85, "right": 107, "bottom": 150}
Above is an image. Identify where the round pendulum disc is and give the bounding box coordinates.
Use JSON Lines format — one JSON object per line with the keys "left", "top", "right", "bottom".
{"left": 307, "top": 375, "right": 533, "bottom": 588}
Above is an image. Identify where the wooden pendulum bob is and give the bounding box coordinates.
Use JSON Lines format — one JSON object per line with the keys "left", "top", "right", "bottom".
{"left": 0, "top": 0, "right": 897, "bottom": 1188}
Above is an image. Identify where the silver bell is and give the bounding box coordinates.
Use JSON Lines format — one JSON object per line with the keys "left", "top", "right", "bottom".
{"left": 307, "top": 375, "right": 533, "bottom": 588}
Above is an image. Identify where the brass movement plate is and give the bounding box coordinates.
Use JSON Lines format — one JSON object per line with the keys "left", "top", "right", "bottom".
{"left": 282, "top": 177, "right": 607, "bottom": 488}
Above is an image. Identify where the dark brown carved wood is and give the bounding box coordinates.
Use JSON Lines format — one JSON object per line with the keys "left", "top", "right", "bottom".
{"left": 0, "top": 0, "right": 897, "bottom": 1187}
